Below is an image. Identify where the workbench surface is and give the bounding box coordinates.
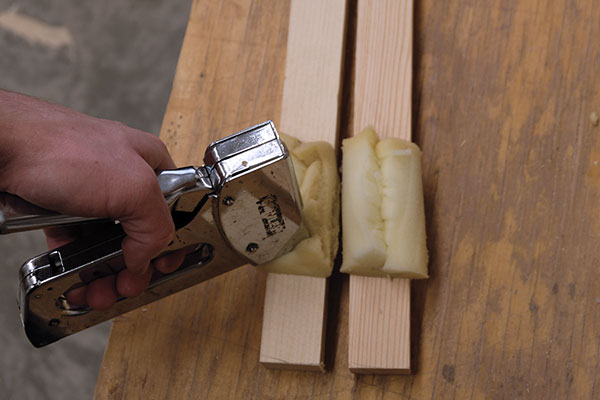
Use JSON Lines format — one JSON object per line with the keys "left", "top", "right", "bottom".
{"left": 95, "top": 1, "right": 600, "bottom": 398}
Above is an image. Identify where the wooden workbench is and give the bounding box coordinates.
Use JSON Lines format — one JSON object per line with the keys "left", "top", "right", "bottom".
{"left": 95, "top": 0, "right": 600, "bottom": 398}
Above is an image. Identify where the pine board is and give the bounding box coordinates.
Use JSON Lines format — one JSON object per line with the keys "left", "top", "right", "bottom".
{"left": 260, "top": 275, "right": 328, "bottom": 369}
{"left": 259, "top": 0, "right": 347, "bottom": 370}
{"left": 347, "top": 0, "right": 413, "bottom": 374}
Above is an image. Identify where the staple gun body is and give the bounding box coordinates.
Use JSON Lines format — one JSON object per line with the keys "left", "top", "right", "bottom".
{"left": 0, "top": 121, "right": 306, "bottom": 347}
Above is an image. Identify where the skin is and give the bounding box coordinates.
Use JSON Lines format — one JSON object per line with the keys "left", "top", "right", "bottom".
{"left": 0, "top": 90, "right": 185, "bottom": 310}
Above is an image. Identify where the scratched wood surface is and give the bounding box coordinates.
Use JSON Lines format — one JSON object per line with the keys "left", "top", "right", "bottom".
{"left": 95, "top": 0, "right": 600, "bottom": 398}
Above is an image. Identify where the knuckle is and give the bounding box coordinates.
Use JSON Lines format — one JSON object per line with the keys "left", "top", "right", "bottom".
{"left": 149, "top": 135, "right": 171, "bottom": 157}
{"left": 105, "top": 120, "right": 130, "bottom": 138}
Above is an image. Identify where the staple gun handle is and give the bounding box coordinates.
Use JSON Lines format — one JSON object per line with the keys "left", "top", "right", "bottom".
{"left": 0, "top": 166, "right": 205, "bottom": 234}
{"left": 18, "top": 200, "right": 246, "bottom": 347}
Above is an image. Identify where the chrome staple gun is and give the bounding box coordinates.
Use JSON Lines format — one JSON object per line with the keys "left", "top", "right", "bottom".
{"left": 0, "top": 121, "right": 306, "bottom": 347}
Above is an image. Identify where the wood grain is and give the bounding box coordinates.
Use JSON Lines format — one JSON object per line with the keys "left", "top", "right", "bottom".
{"left": 259, "top": 0, "right": 347, "bottom": 371}
{"left": 353, "top": 0, "right": 412, "bottom": 138}
{"left": 278, "top": 0, "right": 348, "bottom": 142}
{"left": 95, "top": 0, "right": 600, "bottom": 398}
{"left": 347, "top": 0, "right": 414, "bottom": 374}
{"left": 260, "top": 275, "right": 328, "bottom": 369}
{"left": 349, "top": 277, "right": 411, "bottom": 374}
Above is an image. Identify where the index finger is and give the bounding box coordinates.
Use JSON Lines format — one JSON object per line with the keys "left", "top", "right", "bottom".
{"left": 126, "top": 128, "right": 176, "bottom": 171}
{"left": 116, "top": 162, "right": 175, "bottom": 274}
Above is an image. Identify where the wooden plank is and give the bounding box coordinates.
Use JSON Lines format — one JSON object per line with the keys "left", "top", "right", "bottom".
{"left": 278, "top": 0, "right": 348, "bottom": 142}
{"left": 260, "top": 275, "right": 327, "bottom": 369}
{"left": 94, "top": 0, "right": 600, "bottom": 398}
{"left": 347, "top": 0, "right": 413, "bottom": 374}
{"left": 348, "top": 278, "right": 411, "bottom": 373}
{"left": 258, "top": 0, "right": 347, "bottom": 371}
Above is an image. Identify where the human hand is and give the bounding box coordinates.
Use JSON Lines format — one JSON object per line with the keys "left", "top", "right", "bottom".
{"left": 0, "top": 90, "right": 185, "bottom": 309}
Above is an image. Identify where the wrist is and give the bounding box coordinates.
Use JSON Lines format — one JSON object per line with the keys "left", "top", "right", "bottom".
{"left": 0, "top": 90, "right": 31, "bottom": 191}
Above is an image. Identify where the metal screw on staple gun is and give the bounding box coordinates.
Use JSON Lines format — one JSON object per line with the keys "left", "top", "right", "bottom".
{"left": 222, "top": 196, "right": 235, "bottom": 206}
{"left": 246, "top": 243, "right": 259, "bottom": 253}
